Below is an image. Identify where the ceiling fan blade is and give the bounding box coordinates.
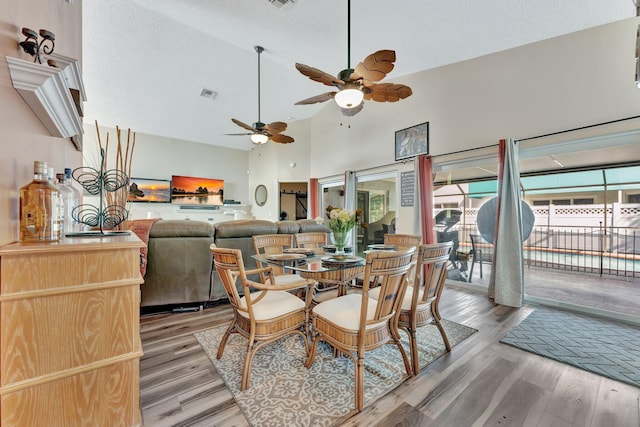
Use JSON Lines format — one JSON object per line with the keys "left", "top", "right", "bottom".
{"left": 340, "top": 101, "right": 364, "bottom": 117}
{"left": 270, "top": 133, "right": 294, "bottom": 144}
{"left": 363, "top": 83, "right": 413, "bottom": 102}
{"left": 295, "top": 92, "right": 336, "bottom": 105}
{"left": 295, "top": 63, "right": 344, "bottom": 87}
{"left": 231, "top": 118, "right": 257, "bottom": 132}
{"left": 224, "top": 132, "right": 253, "bottom": 136}
{"left": 352, "top": 50, "right": 396, "bottom": 83}
{"left": 265, "top": 122, "right": 287, "bottom": 134}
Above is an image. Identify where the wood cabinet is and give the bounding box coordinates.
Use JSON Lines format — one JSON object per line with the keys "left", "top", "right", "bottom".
{"left": 0, "top": 234, "right": 144, "bottom": 426}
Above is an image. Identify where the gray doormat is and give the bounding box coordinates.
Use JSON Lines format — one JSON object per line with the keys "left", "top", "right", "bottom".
{"left": 500, "top": 308, "right": 640, "bottom": 388}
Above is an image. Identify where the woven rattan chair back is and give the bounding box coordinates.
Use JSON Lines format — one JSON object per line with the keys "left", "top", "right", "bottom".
{"left": 252, "top": 234, "right": 294, "bottom": 277}
{"left": 294, "top": 232, "right": 327, "bottom": 248}
{"left": 384, "top": 233, "right": 421, "bottom": 248}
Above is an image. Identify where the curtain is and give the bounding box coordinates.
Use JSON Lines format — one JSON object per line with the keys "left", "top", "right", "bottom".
{"left": 309, "top": 178, "right": 319, "bottom": 219}
{"left": 488, "top": 139, "right": 524, "bottom": 307}
{"left": 344, "top": 171, "right": 356, "bottom": 211}
{"left": 417, "top": 155, "right": 435, "bottom": 244}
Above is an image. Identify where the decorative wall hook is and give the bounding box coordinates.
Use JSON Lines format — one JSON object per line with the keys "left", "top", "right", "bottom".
{"left": 18, "top": 27, "right": 55, "bottom": 64}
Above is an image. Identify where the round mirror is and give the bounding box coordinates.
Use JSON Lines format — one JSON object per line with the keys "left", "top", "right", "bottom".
{"left": 255, "top": 184, "right": 268, "bottom": 206}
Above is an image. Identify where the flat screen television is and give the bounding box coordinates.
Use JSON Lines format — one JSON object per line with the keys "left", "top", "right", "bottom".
{"left": 171, "top": 175, "right": 224, "bottom": 206}
{"left": 128, "top": 178, "right": 171, "bottom": 203}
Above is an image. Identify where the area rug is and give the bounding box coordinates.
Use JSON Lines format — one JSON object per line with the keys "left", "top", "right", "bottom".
{"left": 501, "top": 308, "right": 640, "bottom": 388}
{"left": 194, "top": 319, "right": 477, "bottom": 427}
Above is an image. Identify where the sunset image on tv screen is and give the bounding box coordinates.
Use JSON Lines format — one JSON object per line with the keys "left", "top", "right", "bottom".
{"left": 171, "top": 175, "right": 224, "bottom": 206}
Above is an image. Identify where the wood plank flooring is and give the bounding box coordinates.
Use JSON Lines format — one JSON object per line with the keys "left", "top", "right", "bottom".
{"left": 139, "top": 288, "right": 640, "bottom": 427}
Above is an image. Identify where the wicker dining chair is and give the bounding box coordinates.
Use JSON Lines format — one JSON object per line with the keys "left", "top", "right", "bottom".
{"left": 305, "top": 247, "right": 416, "bottom": 411}
{"left": 294, "top": 232, "right": 327, "bottom": 249}
{"left": 370, "top": 241, "right": 453, "bottom": 375}
{"left": 210, "top": 247, "right": 313, "bottom": 391}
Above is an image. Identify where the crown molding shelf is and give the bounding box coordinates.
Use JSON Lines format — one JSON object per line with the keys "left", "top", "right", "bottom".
{"left": 6, "top": 56, "right": 84, "bottom": 150}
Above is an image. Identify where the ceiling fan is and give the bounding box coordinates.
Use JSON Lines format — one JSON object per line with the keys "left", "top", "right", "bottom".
{"left": 228, "top": 46, "right": 294, "bottom": 144}
{"left": 294, "top": 0, "right": 412, "bottom": 116}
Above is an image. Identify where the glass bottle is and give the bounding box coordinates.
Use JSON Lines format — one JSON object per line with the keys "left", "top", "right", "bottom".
{"left": 19, "top": 161, "right": 61, "bottom": 242}
{"left": 47, "top": 167, "right": 65, "bottom": 237}
{"left": 56, "top": 168, "right": 82, "bottom": 233}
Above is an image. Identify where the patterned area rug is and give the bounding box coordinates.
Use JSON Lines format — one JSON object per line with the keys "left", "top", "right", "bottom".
{"left": 194, "top": 319, "right": 477, "bottom": 427}
{"left": 501, "top": 308, "right": 640, "bottom": 388}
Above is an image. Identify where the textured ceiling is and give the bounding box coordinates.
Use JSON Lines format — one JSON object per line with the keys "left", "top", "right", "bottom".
{"left": 82, "top": 0, "right": 635, "bottom": 151}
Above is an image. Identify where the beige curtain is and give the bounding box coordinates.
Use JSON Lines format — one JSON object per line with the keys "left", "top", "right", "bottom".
{"left": 488, "top": 139, "right": 524, "bottom": 307}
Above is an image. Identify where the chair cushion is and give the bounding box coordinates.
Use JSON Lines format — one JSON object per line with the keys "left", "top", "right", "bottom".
{"left": 238, "top": 290, "right": 305, "bottom": 320}
{"left": 313, "top": 294, "right": 385, "bottom": 330}
{"left": 369, "top": 285, "right": 429, "bottom": 311}
{"left": 271, "top": 274, "right": 307, "bottom": 286}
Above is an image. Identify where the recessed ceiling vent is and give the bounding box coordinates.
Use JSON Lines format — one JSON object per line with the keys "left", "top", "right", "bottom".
{"left": 200, "top": 88, "right": 217, "bottom": 99}
{"left": 266, "top": 0, "right": 295, "bottom": 9}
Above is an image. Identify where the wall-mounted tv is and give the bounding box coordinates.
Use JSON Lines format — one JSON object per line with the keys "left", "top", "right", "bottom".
{"left": 128, "top": 178, "right": 171, "bottom": 203}
{"left": 171, "top": 175, "right": 224, "bottom": 206}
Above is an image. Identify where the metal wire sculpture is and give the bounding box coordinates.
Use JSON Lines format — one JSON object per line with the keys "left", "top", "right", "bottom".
{"left": 69, "top": 148, "right": 130, "bottom": 236}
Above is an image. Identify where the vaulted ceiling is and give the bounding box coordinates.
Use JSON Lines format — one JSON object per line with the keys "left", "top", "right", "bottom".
{"left": 82, "top": 0, "right": 635, "bottom": 151}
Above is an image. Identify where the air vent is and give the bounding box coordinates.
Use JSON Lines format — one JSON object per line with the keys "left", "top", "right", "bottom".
{"left": 266, "top": 0, "right": 295, "bottom": 8}
{"left": 200, "top": 88, "right": 217, "bottom": 99}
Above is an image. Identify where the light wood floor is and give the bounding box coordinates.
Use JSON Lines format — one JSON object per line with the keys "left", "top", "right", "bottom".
{"left": 139, "top": 287, "right": 640, "bottom": 427}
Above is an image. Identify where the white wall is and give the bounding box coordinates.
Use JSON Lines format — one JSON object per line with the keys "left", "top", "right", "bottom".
{"left": 249, "top": 119, "right": 311, "bottom": 221}
{"left": 0, "top": 0, "right": 82, "bottom": 245}
{"left": 82, "top": 123, "right": 250, "bottom": 222}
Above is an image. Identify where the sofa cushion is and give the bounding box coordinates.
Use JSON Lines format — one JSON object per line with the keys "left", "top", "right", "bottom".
{"left": 149, "top": 219, "right": 214, "bottom": 238}
{"left": 297, "top": 219, "right": 330, "bottom": 233}
{"left": 215, "top": 219, "right": 278, "bottom": 238}
{"left": 276, "top": 220, "right": 300, "bottom": 234}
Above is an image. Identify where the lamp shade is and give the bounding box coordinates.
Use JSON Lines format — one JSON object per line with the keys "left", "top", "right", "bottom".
{"left": 334, "top": 87, "right": 364, "bottom": 109}
{"left": 250, "top": 133, "right": 268, "bottom": 144}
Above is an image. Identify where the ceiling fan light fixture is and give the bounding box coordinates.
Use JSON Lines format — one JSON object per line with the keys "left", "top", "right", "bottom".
{"left": 334, "top": 87, "right": 363, "bottom": 109}
{"left": 250, "top": 133, "right": 269, "bottom": 144}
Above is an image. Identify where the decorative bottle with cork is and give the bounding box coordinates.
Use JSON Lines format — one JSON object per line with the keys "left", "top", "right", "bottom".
{"left": 19, "top": 161, "right": 62, "bottom": 242}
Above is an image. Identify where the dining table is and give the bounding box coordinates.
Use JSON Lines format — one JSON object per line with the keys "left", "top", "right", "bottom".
{"left": 251, "top": 249, "right": 367, "bottom": 298}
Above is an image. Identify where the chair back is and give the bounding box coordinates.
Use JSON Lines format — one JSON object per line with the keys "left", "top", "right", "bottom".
{"left": 413, "top": 241, "right": 453, "bottom": 306}
{"left": 253, "top": 234, "right": 293, "bottom": 276}
{"left": 294, "top": 232, "right": 327, "bottom": 248}
{"left": 384, "top": 233, "right": 421, "bottom": 248}
{"left": 210, "top": 247, "right": 249, "bottom": 312}
{"left": 361, "top": 247, "right": 416, "bottom": 329}
{"left": 470, "top": 234, "right": 493, "bottom": 261}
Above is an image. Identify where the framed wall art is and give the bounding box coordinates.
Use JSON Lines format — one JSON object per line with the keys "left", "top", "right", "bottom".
{"left": 395, "top": 121, "right": 429, "bottom": 161}
{"left": 128, "top": 178, "right": 171, "bottom": 203}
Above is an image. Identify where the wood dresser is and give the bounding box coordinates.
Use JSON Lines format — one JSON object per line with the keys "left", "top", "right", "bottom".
{"left": 0, "top": 234, "right": 144, "bottom": 426}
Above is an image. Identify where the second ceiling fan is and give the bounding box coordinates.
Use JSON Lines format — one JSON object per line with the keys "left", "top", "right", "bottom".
{"left": 294, "top": 0, "right": 412, "bottom": 116}
{"left": 228, "top": 45, "right": 294, "bottom": 144}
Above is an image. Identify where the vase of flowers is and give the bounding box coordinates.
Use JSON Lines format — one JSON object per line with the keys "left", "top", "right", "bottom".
{"left": 317, "top": 207, "right": 359, "bottom": 254}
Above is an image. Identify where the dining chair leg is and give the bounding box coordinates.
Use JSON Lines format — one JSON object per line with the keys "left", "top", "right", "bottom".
{"left": 304, "top": 333, "right": 320, "bottom": 369}
{"left": 241, "top": 341, "right": 258, "bottom": 391}
{"left": 431, "top": 306, "right": 451, "bottom": 351}
{"left": 216, "top": 321, "right": 235, "bottom": 359}
{"left": 391, "top": 325, "right": 413, "bottom": 376}
{"left": 356, "top": 355, "right": 365, "bottom": 411}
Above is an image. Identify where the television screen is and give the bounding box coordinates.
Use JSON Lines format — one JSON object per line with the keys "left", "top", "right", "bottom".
{"left": 171, "top": 175, "right": 224, "bottom": 206}
{"left": 128, "top": 178, "right": 171, "bottom": 203}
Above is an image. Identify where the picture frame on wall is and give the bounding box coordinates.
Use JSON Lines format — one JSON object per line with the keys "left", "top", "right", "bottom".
{"left": 395, "top": 121, "right": 429, "bottom": 161}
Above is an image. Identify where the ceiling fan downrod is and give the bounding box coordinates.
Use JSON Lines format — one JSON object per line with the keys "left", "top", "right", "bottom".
{"left": 254, "top": 45, "right": 265, "bottom": 129}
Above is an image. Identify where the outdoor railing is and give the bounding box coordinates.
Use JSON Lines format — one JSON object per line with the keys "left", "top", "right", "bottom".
{"left": 454, "top": 224, "right": 639, "bottom": 279}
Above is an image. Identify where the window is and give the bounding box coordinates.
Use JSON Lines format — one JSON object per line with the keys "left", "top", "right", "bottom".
{"left": 573, "top": 198, "right": 594, "bottom": 205}
{"left": 629, "top": 194, "right": 640, "bottom": 203}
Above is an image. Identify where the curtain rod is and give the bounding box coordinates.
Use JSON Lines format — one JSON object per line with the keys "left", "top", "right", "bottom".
{"left": 516, "top": 115, "right": 640, "bottom": 142}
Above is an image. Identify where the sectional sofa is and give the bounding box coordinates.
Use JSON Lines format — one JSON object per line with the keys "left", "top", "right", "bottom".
{"left": 139, "top": 218, "right": 330, "bottom": 308}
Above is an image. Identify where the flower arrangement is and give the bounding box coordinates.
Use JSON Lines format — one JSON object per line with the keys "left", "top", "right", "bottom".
{"left": 315, "top": 206, "right": 362, "bottom": 253}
